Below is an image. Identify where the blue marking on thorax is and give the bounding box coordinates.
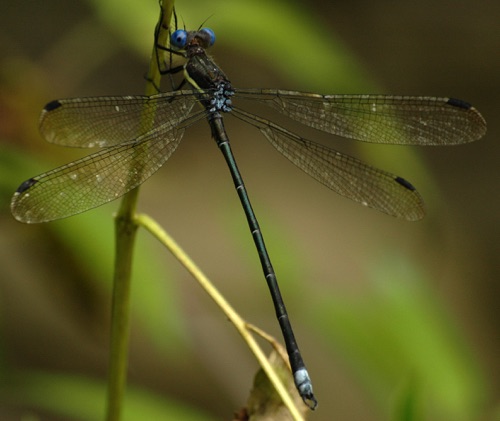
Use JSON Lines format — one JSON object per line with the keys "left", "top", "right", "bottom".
{"left": 209, "top": 82, "right": 234, "bottom": 113}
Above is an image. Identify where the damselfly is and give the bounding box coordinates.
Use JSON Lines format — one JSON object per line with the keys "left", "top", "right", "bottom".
{"left": 11, "top": 18, "right": 486, "bottom": 409}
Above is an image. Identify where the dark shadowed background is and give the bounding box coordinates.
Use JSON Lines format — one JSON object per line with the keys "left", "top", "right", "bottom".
{"left": 0, "top": 0, "right": 498, "bottom": 420}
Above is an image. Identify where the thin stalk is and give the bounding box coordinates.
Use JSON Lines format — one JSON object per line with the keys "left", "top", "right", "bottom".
{"left": 136, "top": 213, "right": 306, "bottom": 421}
{"left": 105, "top": 192, "right": 138, "bottom": 421}
{"left": 104, "top": 2, "right": 175, "bottom": 421}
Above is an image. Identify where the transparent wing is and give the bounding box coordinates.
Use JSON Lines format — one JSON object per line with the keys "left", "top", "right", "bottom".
{"left": 234, "top": 89, "right": 486, "bottom": 145}
{"left": 11, "top": 124, "right": 186, "bottom": 223}
{"left": 233, "top": 108, "right": 425, "bottom": 220}
{"left": 39, "top": 90, "right": 199, "bottom": 147}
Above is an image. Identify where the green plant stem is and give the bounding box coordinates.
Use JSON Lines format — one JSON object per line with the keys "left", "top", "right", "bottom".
{"left": 104, "top": 2, "right": 174, "bottom": 421}
{"left": 105, "top": 191, "right": 139, "bottom": 421}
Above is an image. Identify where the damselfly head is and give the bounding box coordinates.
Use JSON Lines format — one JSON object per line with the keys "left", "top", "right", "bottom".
{"left": 170, "top": 28, "right": 215, "bottom": 50}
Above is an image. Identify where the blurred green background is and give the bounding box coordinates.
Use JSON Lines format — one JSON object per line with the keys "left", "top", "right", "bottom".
{"left": 0, "top": 0, "right": 498, "bottom": 420}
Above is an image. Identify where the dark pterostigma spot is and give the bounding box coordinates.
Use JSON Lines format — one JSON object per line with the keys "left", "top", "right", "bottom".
{"left": 395, "top": 176, "right": 416, "bottom": 191}
{"left": 447, "top": 97, "right": 472, "bottom": 110}
{"left": 16, "top": 178, "right": 38, "bottom": 193}
{"left": 44, "top": 100, "right": 62, "bottom": 112}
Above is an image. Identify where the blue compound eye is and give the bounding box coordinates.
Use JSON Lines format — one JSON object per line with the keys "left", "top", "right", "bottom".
{"left": 200, "top": 28, "right": 215, "bottom": 46}
{"left": 171, "top": 29, "right": 188, "bottom": 48}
